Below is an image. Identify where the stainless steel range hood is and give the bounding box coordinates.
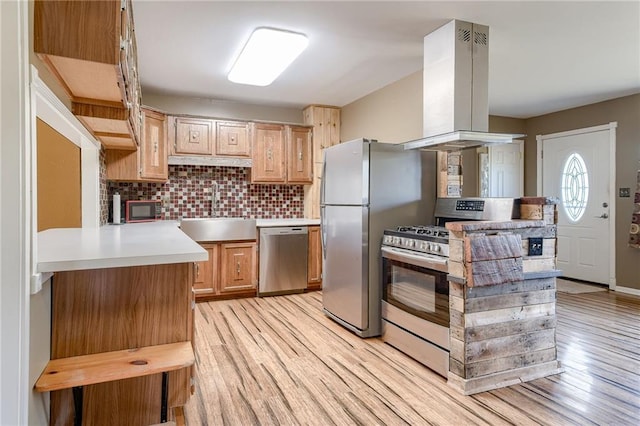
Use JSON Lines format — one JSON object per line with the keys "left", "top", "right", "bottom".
{"left": 403, "top": 20, "right": 524, "bottom": 151}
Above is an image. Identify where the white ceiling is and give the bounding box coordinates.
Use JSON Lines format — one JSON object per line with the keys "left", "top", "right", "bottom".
{"left": 133, "top": 1, "right": 640, "bottom": 119}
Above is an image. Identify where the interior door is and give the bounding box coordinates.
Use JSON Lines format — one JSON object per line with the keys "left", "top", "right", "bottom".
{"left": 488, "top": 140, "right": 523, "bottom": 197}
{"left": 541, "top": 127, "right": 612, "bottom": 285}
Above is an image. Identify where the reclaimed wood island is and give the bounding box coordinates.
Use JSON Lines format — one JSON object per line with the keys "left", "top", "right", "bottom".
{"left": 445, "top": 218, "right": 564, "bottom": 395}
{"left": 36, "top": 221, "right": 207, "bottom": 425}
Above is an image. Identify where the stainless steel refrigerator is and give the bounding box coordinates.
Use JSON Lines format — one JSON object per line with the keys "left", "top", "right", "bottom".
{"left": 320, "top": 138, "right": 435, "bottom": 337}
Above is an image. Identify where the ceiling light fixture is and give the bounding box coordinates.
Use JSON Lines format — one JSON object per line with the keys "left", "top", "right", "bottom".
{"left": 227, "top": 27, "right": 308, "bottom": 87}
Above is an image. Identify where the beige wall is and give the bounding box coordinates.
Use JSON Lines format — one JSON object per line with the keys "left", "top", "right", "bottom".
{"left": 525, "top": 94, "right": 640, "bottom": 290}
{"left": 341, "top": 72, "right": 639, "bottom": 290}
{"left": 340, "top": 72, "right": 527, "bottom": 197}
{"left": 143, "top": 92, "right": 304, "bottom": 123}
{"left": 341, "top": 70, "right": 423, "bottom": 144}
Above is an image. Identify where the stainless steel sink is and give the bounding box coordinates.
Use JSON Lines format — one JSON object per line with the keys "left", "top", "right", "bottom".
{"left": 179, "top": 218, "right": 257, "bottom": 242}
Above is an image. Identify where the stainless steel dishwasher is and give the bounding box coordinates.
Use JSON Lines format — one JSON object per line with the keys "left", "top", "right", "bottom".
{"left": 259, "top": 226, "right": 308, "bottom": 296}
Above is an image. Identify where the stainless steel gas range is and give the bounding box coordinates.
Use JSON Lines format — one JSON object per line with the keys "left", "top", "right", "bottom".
{"left": 380, "top": 197, "right": 514, "bottom": 377}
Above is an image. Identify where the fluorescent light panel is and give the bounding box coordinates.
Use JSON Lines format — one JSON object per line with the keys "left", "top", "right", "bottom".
{"left": 228, "top": 27, "right": 308, "bottom": 86}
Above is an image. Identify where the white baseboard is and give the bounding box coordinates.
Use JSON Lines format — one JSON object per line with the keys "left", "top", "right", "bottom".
{"left": 614, "top": 286, "right": 640, "bottom": 296}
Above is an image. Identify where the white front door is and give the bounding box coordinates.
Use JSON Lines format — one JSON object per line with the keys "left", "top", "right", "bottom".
{"left": 539, "top": 124, "right": 615, "bottom": 286}
{"left": 489, "top": 140, "right": 524, "bottom": 197}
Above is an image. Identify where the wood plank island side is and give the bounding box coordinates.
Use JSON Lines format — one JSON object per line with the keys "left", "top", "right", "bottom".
{"left": 445, "top": 220, "right": 563, "bottom": 395}
{"left": 49, "top": 262, "right": 194, "bottom": 426}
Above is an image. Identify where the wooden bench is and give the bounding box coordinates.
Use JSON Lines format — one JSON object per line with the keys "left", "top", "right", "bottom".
{"left": 35, "top": 342, "right": 195, "bottom": 425}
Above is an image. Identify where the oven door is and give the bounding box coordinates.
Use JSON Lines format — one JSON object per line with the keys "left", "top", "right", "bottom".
{"left": 381, "top": 246, "right": 449, "bottom": 329}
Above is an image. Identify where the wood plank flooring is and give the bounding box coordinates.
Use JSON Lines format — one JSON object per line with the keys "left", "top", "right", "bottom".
{"left": 184, "top": 290, "right": 640, "bottom": 425}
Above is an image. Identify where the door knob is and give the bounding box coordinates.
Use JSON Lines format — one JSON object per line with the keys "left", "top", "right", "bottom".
{"left": 595, "top": 213, "right": 609, "bottom": 219}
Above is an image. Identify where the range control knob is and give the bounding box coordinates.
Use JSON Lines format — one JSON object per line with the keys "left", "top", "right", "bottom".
{"left": 432, "top": 244, "right": 441, "bottom": 253}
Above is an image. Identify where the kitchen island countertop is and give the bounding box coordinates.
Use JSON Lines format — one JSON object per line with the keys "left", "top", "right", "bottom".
{"left": 256, "top": 218, "right": 320, "bottom": 227}
{"left": 37, "top": 221, "right": 208, "bottom": 273}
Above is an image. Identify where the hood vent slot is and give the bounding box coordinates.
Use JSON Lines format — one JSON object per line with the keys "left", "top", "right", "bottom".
{"left": 459, "top": 28, "right": 471, "bottom": 42}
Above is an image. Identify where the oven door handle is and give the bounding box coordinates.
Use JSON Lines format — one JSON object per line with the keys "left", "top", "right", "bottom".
{"left": 381, "top": 246, "right": 448, "bottom": 273}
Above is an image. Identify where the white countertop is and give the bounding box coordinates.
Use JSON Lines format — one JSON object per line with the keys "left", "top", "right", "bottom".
{"left": 256, "top": 218, "right": 320, "bottom": 227}
{"left": 37, "top": 221, "right": 208, "bottom": 273}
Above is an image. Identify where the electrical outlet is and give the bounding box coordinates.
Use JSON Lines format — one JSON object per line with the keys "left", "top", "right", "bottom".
{"left": 528, "top": 237, "right": 543, "bottom": 256}
{"left": 619, "top": 187, "right": 631, "bottom": 197}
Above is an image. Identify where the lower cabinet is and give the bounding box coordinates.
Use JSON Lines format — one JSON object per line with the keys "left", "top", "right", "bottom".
{"left": 194, "top": 241, "right": 257, "bottom": 301}
{"left": 307, "top": 225, "right": 322, "bottom": 290}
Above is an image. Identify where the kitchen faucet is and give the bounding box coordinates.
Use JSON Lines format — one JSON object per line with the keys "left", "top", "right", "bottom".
{"left": 211, "top": 182, "right": 219, "bottom": 217}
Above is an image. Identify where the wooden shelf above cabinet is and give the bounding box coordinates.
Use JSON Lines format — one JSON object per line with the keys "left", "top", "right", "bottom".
{"left": 73, "top": 101, "right": 136, "bottom": 150}
{"left": 34, "top": 0, "right": 141, "bottom": 151}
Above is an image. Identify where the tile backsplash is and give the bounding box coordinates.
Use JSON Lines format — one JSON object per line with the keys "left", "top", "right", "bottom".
{"left": 105, "top": 165, "right": 304, "bottom": 223}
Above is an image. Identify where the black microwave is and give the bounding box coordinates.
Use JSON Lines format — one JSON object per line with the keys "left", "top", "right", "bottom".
{"left": 125, "top": 200, "right": 162, "bottom": 222}
{"left": 110, "top": 200, "right": 162, "bottom": 223}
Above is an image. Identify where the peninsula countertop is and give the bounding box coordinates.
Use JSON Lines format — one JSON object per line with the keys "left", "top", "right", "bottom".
{"left": 37, "top": 221, "right": 208, "bottom": 273}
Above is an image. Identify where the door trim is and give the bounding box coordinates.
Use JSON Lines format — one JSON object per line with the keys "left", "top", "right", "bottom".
{"left": 1, "top": 1, "right": 30, "bottom": 423}
{"left": 536, "top": 122, "right": 617, "bottom": 288}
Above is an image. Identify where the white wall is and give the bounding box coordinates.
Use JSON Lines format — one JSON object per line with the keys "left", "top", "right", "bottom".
{"left": 1, "top": 1, "right": 32, "bottom": 424}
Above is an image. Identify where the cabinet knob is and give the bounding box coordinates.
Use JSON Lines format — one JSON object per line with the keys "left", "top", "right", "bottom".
{"left": 267, "top": 148, "right": 272, "bottom": 160}
{"left": 236, "top": 261, "right": 241, "bottom": 275}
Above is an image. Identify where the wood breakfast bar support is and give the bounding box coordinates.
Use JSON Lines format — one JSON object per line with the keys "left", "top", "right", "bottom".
{"left": 445, "top": 218, "right": 564, "bottom": 395}
{"left": 36, "top": 222, "right": 207, "bottom": 425}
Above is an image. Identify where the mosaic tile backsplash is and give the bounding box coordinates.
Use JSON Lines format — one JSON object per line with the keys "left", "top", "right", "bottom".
{"left": 106, "top": 165, "right": 304, "bottom": 222}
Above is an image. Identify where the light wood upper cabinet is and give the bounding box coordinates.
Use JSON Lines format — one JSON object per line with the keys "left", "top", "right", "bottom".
{"left": 303, "top": 105, "right": 341, "bottom": 218}
{"left": 140, "top": 108, "right": 168, "bottom": 180}
{"left": 105, "top": 108, "right": 168, "bottom": 182}
{"left": 174, "top": 118, "right": 214, "bottom": 155}
{"left": 251, "top": 123, "right": 313, "bottom": 184}
{"left": 34, "top": 0, "right": 142, "bottom": 150}
{"left": 219, "top": 242, "right": 257, "bottom": 294}
{"left": 303, "top": 105, "right": 341, "bottom": 159}
{"left": 307, "top": 225, "right": 322, "bottom": 290}
{"left": 251, "top": 123, "right": 287, "bottom": 183}
{"left": 287, "top": 126, "right": 313, "bottom": 184}
{"left": 216, "top": 121, "right": 251, "bottom": 157}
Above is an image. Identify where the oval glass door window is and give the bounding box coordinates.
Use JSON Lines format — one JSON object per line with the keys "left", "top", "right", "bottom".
{"left": 561, "top": 152, "right": 589, "bottom": 222}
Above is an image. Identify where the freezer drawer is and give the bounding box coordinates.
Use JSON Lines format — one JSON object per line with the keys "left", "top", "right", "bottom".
{"left": 258, "top": 227, "right": 308, "bottom": 296}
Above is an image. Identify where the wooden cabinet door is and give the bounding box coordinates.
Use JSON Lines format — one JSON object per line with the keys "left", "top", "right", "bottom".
{"left": 175, "top": 118, "right": 213, "bottom": 155}
{"left": 140, "top": 108, "right": 167, "bottom": 180}
{"left": 216, "top": 121, "right": 250, "bottom": 157}
{"left": 287, "top": 125, "right": 313, "bottom": 184}
{"left": 251, "top": 123, "right": 286, "bottom": 183}
{"left": 193, "top": 244, "right": 217, "bottom": 296}
{"left": 219, "top": 242, "right": 257, "bottom": 293}
{"left": 307, "top": 226, "right": 322, "bottom": 289}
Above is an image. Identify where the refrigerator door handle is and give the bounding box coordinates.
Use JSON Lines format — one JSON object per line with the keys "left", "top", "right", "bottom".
{"left": 320, "top": 205, "right": 327, "bottom": 259}
{"left": 320, "top": 157, "right": 327, "bottom": 206}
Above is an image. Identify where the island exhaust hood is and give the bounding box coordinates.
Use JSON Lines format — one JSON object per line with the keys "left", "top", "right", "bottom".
{"left": 403, "top": 20, "right": 524, "bottom": 151}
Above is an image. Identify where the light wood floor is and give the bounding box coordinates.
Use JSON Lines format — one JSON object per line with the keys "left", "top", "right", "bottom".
{"left": 184, "top": 290, "right": 640, "bottom": 425}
